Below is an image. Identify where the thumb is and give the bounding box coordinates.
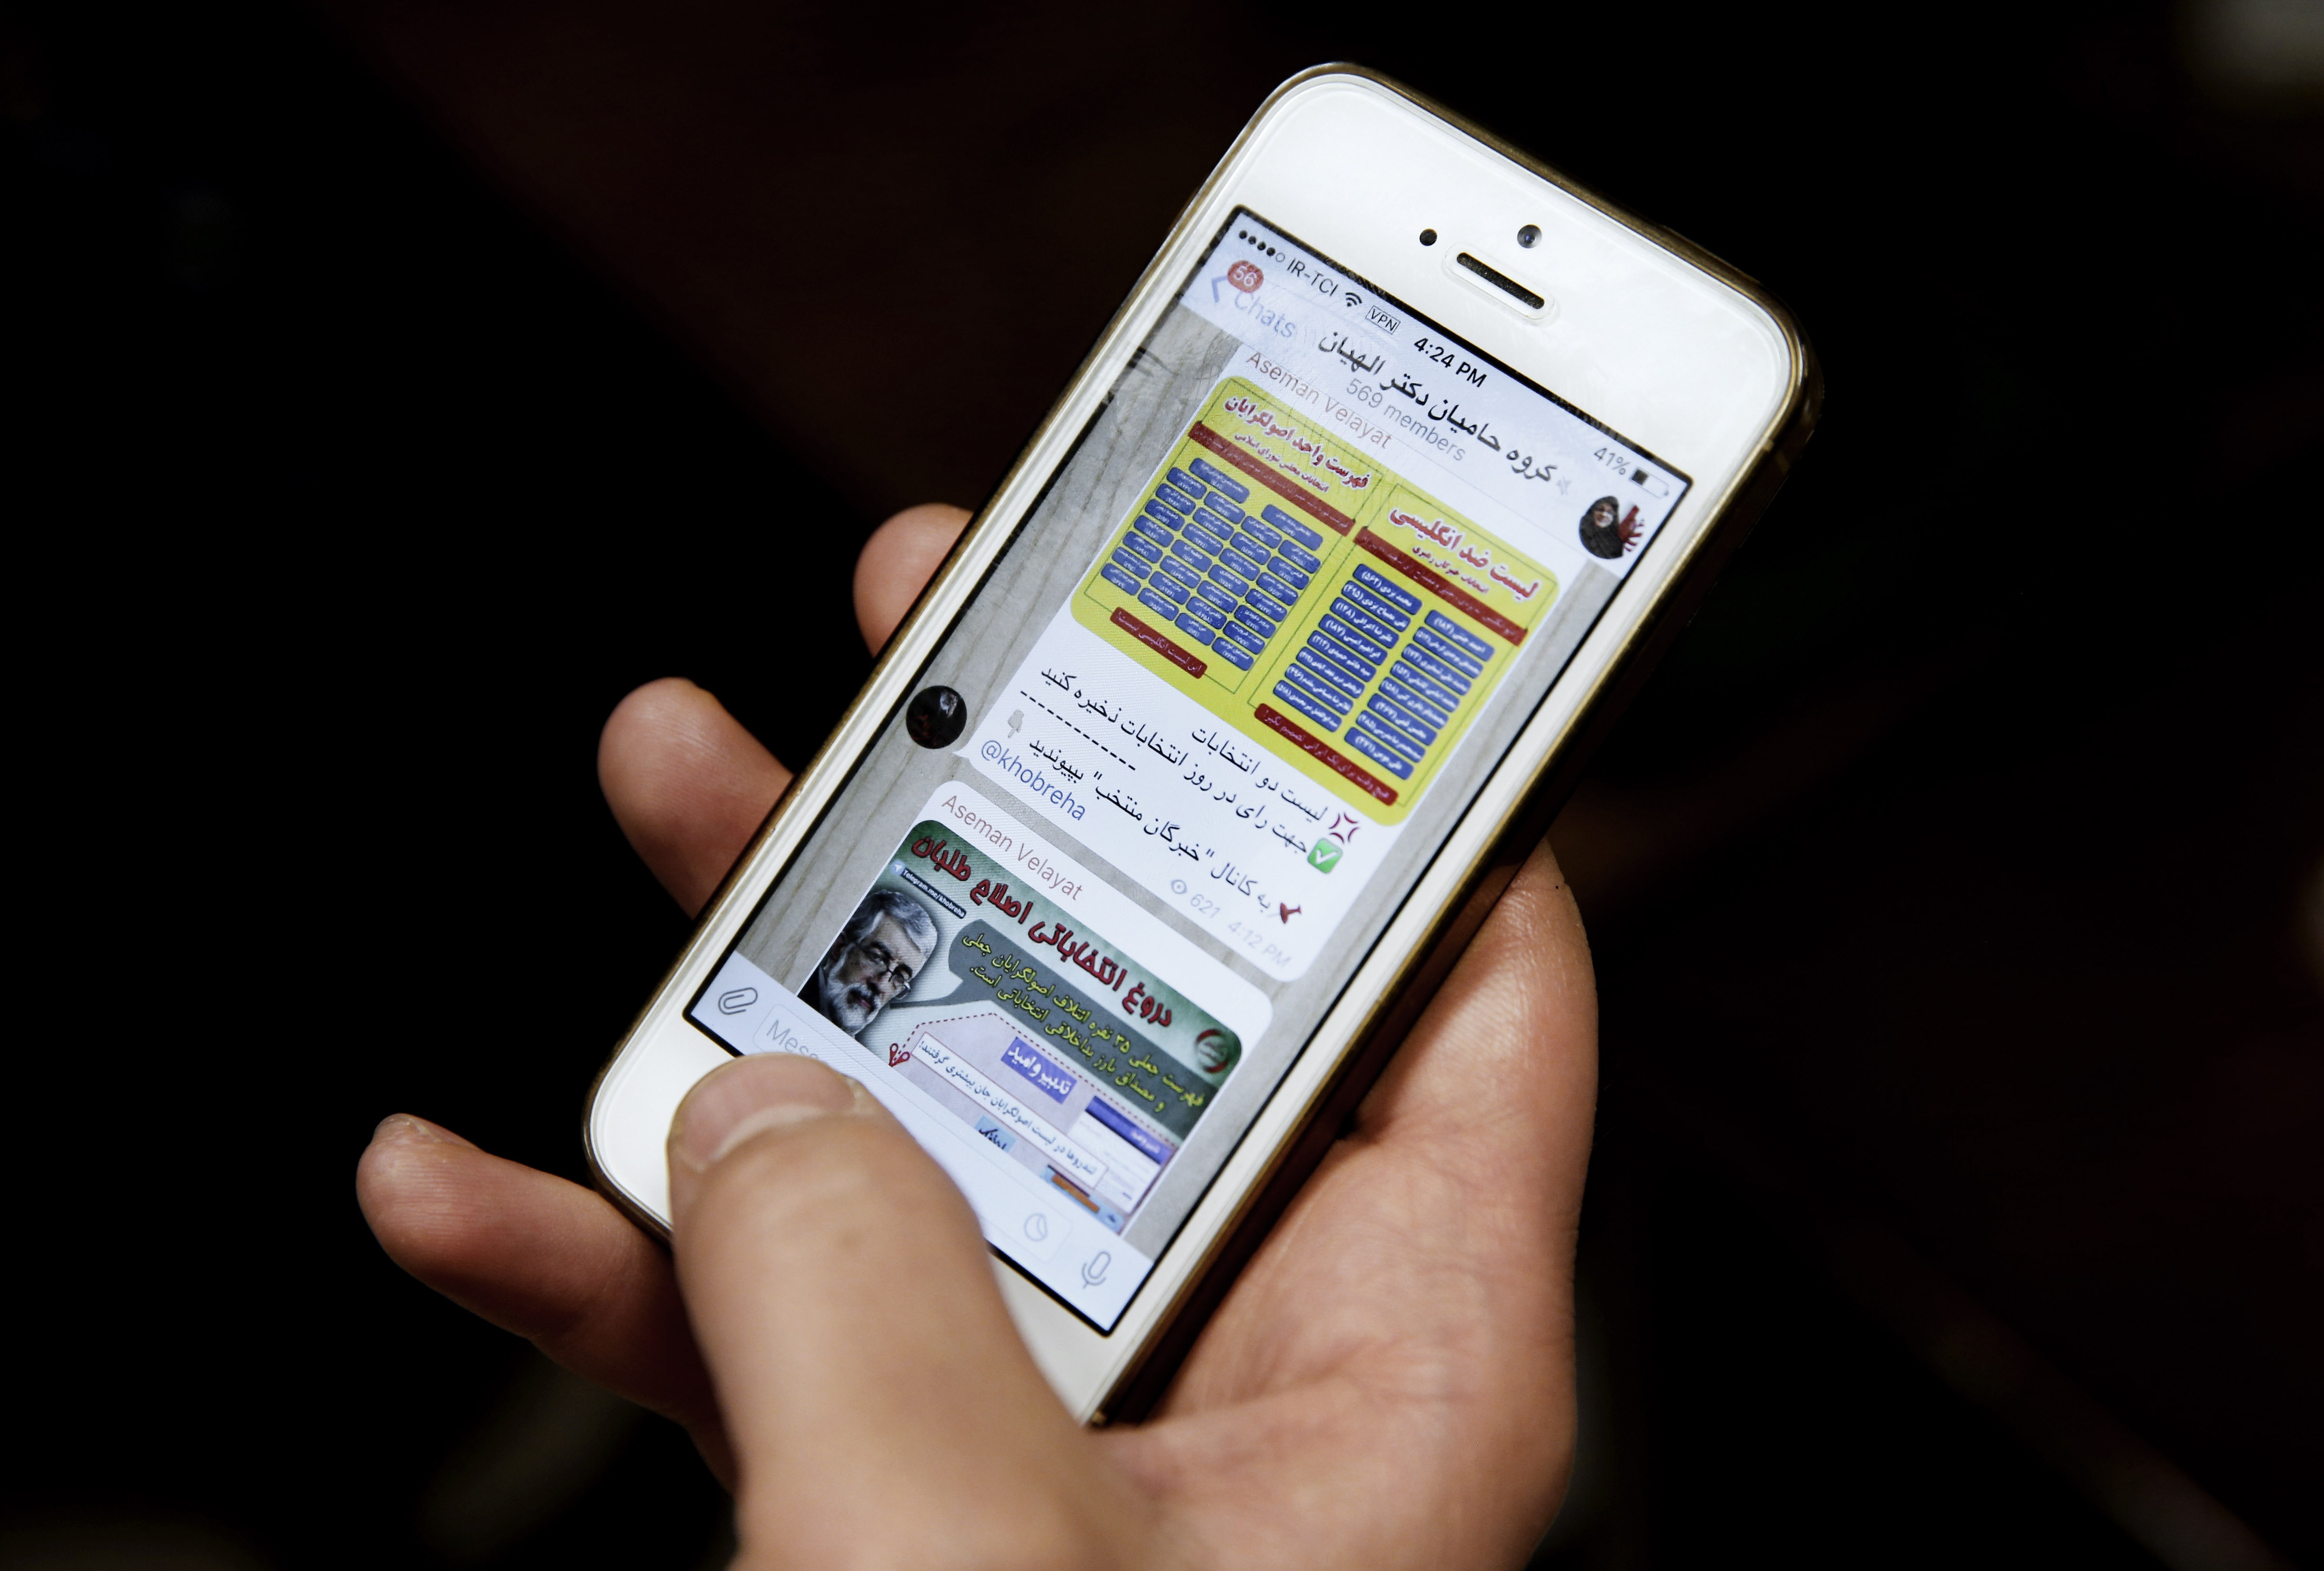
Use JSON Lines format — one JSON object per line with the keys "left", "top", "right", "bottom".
{"left": 666, "top": 1054, "right": 1151, "bottom": 1567}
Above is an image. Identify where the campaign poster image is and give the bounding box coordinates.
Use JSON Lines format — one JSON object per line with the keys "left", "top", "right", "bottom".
{"left": 804, "top": 814, "right": 1245, "bottom": 1234}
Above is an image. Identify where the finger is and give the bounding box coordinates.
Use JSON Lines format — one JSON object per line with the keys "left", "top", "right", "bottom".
{"left": 601, "top": 507, "right": 968, "bottom": 912}
{"left": 666, "top": 1054, "right": 1148, "bottom": 1564}
{"left": 357, "top": 1114, "right": 730, "bottom": 1478}
{"left": 598, "top": 677, "right": 789, "bottom": 916}
{"left": 853, "top": 503, "right": 970, "bottom": 652}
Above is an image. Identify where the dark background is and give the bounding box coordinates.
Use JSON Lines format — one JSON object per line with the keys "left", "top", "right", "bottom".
{"left": 5, "top": 2, "right": 2318, "bottom": 1568}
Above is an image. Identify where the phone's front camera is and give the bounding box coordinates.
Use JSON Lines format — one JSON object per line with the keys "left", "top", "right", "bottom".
{"left": 1418, "top": 228, "right": 1438, "bottom": 247}
{"left": 1517, "top": 224, "right": 1541, "bottom": 249}
{"left": 905, "top": 686, "right": 968, "bottom": 748}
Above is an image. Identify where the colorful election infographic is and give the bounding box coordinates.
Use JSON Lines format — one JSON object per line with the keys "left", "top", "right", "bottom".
{"left": 966, "top": 373, "right": 1566, "bottom": 979}
{"left": 1073, "top": 376, "right": 1558, "bottom": 825}
{"left": 801, "top": 795, "right": 1248, "bottom": 1235}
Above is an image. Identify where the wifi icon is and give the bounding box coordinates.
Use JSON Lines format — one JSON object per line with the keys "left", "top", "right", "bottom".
{"left": 1343, "top": 290, "right": 1361, "bottom": 308}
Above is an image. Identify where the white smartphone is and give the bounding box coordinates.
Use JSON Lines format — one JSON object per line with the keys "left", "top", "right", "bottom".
{"left": 586, "top": 66, "right": 1815, "bottom": 1422}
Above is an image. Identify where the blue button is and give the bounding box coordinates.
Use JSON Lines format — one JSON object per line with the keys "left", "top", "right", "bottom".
{"left": 1412, "top": 625, "right": 1484, "bottom": 678}
{"left": 1174, "top": 615, "right": 1217, "bottom": 646}
{"left": 1331, "top": 597, "right": 1400, "bottom": 647}
{"left": 1153, "top": 484, "right": 1196, "bottom": 516}
{"left": 1311, "top": 630, "right": 1377, "bottom": 682}
{"left": 1261, "top": 505, "right": 1324, "bottom": 550}
{"left": 1220, "top": 546, "right": 1267, "bottom": 580}
{"left": 1140, "top": 501, "right": 1183, "bottom": 532}
{"left": 1344, "top": 724, "right": 1416, "bottom": 778}
{"left": 1276, "top": 538, "right": 1322, "bottom": 574}
{"left": 1424, "top": 611, "right": 1494, "bottom": 662}
{"left": 1191, "top": 507, "right": 1236, "bottom": 538}
{"left": 1153, "top": 556, "right": 1198, "bottom": 592}
{"left": 1352, "top": 566, "right": 1422, "bottom": 615}
{"left": 1137, "top": 590, "right": 1180, "bottom": 621}
{"left": 1272, "top": 682, "right": 1343, "bottom": 732}
{"left": 1231, "top": 532, "right": 1276, "bottom": 567}
{"left": 1194, "top": 581, "right": 1236, "bottom": 614}
{"left": 1267, "top": 557, "right": 1311, "bottom": 591}
{"left": 1182, "top": 597, "right": 1226, "bottom": 628}
{"left": 1170, "top": 538, "right": 1214, "bottom": 572}
{"left": 1240, "top": 516, "right": 1282, "bottom": 551}
{"left": 1205, "top": 494, "right": 1245, "bottom": 525}
{"left": 1281, "top": 665, "right": 1350, "bottom": 717}
{"left": 1130, "top": 515, "right": 1173, "bottom": 547}
{"left": 1401, "top": 642, "right": 1474, "bottom": 693}
{"left": 1099, "top": 564, "right": 1143, "bottom": 596}
{"left": 1319, "top": 615, "right": 1388, "bottom": 666}
{"left": 1149, "top": 574, "right": 1190, "bottom": 605}
{"left": 1214, "top": 639, "right": 1254, "bottom": 671}
{"left": 1297, "top": 647, "right": 1363, "bottom": 698}
{"left": 1368, "top": 692, "right": 1438, "bottom": 744}
{"left": 1188, "top": 458, "right": 1249, "bottom": 501}
{"left": 1109, "top": 549, "right": 1152, "bottom": 580}
{"left": 1182, "top": 522, "right": 1228, "bottom": 557}
{"left": 1247, "top": 587, "right": 1291, "bottom": 622}
{"left": 1119, "top": 534, "right": 1161, "bottom": 564}
{"left": 1208, "top": 562, "right": 1253, "bottom": 598}
{"left": 1220, "top": 622, "right": 1267, "bottom": 656}
{"left": 1257, "top": 571, "right": 1302, "bottom": 605}
{"left": 1341, "top": 580, "right": 1412, "bottom": 630}
{"left": 1392, "top": 660, "right": 1463, "bottom": 711}
{"left": 1167, "top": 467, "right": 1208, "bottom": 500}
{"left": 1353, "top": 712, "right": 1426, "bottom": 761}
{"left": 1382, "top": 674, "right": 1452, "bottom": 728}
{"left": 1234, "top": 602, "right": 1277, "bottom": 638}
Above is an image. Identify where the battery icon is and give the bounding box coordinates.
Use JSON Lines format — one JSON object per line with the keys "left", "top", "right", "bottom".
{"left": 1631, "top": 467, "right": 1670, "bottom": 498}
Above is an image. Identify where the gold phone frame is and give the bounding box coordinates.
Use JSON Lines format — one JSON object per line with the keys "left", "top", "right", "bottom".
{"left": 585, "top": 63, "right": 1819, "bottom": 1423}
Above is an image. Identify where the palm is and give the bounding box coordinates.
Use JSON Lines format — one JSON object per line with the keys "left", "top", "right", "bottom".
{"left": 1101, "top": 838, "right": 1591, "bottom": 1569}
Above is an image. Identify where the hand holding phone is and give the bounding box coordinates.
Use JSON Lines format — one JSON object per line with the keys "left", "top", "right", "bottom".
{"left": 585, "top": 71, "right": 1801, "bottom": 1394}
{"left": 366, "top": 63, "right": 1813, "bottom": 1561}
{"left": 358, "top": 508, "right": 1599, "bottom": 1568}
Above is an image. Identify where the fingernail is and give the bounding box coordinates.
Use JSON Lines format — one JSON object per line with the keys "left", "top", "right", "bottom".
{"left": 673, "top": 1054, "right": 859, "bottom": 1170}
{"left": 373, "top": 1114, "right": 449, "bottom": 1145}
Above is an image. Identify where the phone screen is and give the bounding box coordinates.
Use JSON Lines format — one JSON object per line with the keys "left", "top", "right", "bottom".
{"left": 681, "top": 210, "right": 1689, "bottom": 1330}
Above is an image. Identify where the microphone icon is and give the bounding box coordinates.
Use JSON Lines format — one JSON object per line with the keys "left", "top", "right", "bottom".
{"left": 1080, "top": 1251, "right": 1112, "bottom": 1287}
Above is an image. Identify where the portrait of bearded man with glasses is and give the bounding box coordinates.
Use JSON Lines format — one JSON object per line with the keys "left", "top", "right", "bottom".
{"left": 808, "top": 887, "right": 939, "bottom": 1038}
